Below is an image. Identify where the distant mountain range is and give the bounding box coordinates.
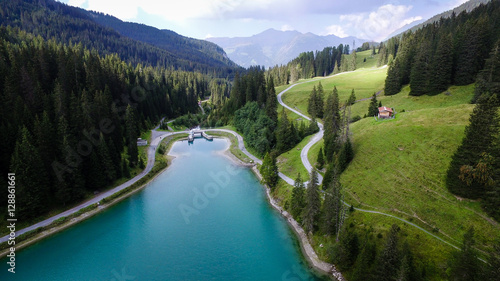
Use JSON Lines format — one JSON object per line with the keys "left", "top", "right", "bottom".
{"left": 383, "top": 0, "right": 491, "bottom": 41}
{"left": 207, "top": 29, "right": 370, "bottom": 68}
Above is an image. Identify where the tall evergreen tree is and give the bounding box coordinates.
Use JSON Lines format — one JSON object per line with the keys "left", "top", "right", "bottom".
{"left": 367, "top": 93, "right": 379, "bottom": 117}
{"left": 260, "top": 152, "right": 279, "bottom": 188}
{"left": 323, "top": 87, "right": 341, "bottom": 162}
{"left": 449, "top": 227, "right": 482, "bottom": 281}
{"left": 352, "top": 240, "right": 377, "bottom": 281}
{"left": 290, "top": 173, "right": 306, "bottom": 222}
{"left": 398, "top": 242, "right": 421, "bottom": 281}
{"left": 473, "top": 39, "right": 500, "bottom": 103}
{"left": 303, "top": 170, "right": 321, "bottom": 233}
{"left": 385, "top": 60, "right": 402, "bottom": 96}
{"left": 409, "top": 41, "right": 431, "bottom": 96}
{"left": 429, "top": 34, "right": 453, "bottom": 94}
{"left": 9, "top": 127, "right": 49, "bottom": 219}
{"left": 315, "top": 82, "right": 324, "bottom": 118}
{"left": 446, "top": 95, "right": 499, "bottom": 198}
{"left": 316, "top": 147, "right": 325, "bottom": 170}
{"left": 323, "top": 169, "right": 343, "bottom": 237}
{"left": 374, "top": 224, "right": 401, "bottom": 281}
{"left": 265, "top": 76, "right": 278, "bottom": 126}
{"left": 276, "top": 109, "right": 291, "bottom": 152}
{"left": 308, "top": 85, "right": 318, "bottom": 118}
{"left": 347, "top": 89, "right": 356, "bottom": 105}
{"left": 125, "top": 104, "right": 138, "bottom": 167}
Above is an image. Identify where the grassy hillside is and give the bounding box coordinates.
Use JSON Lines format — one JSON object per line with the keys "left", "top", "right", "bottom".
{"left": 355, "top": 49, "right": 380, "bottom": 69}
{"left": 275, "top": 66, "right": 500, "bottom": 278}
{"left": 280, "top": 67, "right": 388, "bottom": 118}
{"left": 340, "top": 84, "right": 500, "bottom": 253}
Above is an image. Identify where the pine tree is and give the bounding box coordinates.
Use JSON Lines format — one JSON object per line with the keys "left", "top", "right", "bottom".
{"left": 352, "top": 240, "right": 377, "bottom": 281}
{"left": 385, "top": 61, "right": 402, "bottom": 96}
{"left": 409, "top": 41, "right": 430, "bottom": 96}
{"left": 265, "top": 76, "right": 278, "bottom": 126}
{"left": 308, "top": 85, "right": 318, "bottom": 118}
{"left": 125, "top": 104, "right": 138, "bottom": 167}
{"left": 368, "top": 93, "right": 379, "bottom": 117}
{"left": 316, "top": 147, "right": 325, "bottom": 170}
{"left": 338, "top": 138, "right": 354, "bottom": 172}
{"left": 449, "top": 227, "right": 482, "bottom": 281}
{"left": 335, "top": 229, "right": 360, "bottom": 270}
{"left": 347, "top": 89, "right": 356, "bottom": 105}
{"left": 429, "top": 34, "right": 453, "bottom": 95}
{"left": 303, "top": 170, "right": 320, "bottom": 233}
{"left": 446, "top": 95, "right": 499, "bottom": 198}
{"left": 323, "top": 169, "right": 343, "bottom": 236}
{"left": 473, "top": 39, "right": 500, "bottom": 103}
{"left": 374, "top": 224, "right": 401, "bottom": 281}
{"left": 315, "top": 82, "right": 324, "bottom": 118}
{"left": 260, "top": 152, "right": 278, "bottom": 188}
{"left": 324, "top": 87, "right": 341, "bottom": 162}
{"left": 398, "top": 242, "right": 420, "bottom": 281}
{"left": 290, "top": 173, "right": 306, "bottom": 222}
{"left": 9, "top": 127, "right": 50, "bottom": 219}
{"left": 276, "top": 109, "right": 291, "bottom": 152}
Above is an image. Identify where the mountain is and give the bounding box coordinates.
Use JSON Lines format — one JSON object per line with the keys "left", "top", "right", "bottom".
{"left": 0, "top": 0, "right": 240, "bottom": 76}
{"left": 207, "top": 29, "right": 369, "bottom": 68}
{"left": 383, "top": 0, "right": 491, "bottom": 41}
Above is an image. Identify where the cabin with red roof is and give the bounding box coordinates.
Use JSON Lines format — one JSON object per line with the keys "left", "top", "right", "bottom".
{"left": 378, "top": 107, "right": 394, "bottom": 119}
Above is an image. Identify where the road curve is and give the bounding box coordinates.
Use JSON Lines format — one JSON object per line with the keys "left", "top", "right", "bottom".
{"left": 277, "top": 67, "right": 462, "bottom": 251}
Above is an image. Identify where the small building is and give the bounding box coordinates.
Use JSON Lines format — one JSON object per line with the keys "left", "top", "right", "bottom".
{"left": 137, "top": 138, "right": 148, "bottom": 146}
{"left": 378, "top": 107, "right": 394, "bottom": 119}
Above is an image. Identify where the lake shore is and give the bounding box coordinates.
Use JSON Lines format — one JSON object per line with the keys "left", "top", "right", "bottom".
{"left": 214, "top": 134, "right": 345, "bottom": 281}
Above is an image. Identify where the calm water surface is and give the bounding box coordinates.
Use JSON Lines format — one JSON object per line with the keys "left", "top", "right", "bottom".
{"left": 1, "top": 138, "right": 327, "bottom": 281}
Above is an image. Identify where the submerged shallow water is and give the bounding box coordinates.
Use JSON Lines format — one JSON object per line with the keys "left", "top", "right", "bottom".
{"left": 1, "top": 138, "right": 327, "bottom": 281}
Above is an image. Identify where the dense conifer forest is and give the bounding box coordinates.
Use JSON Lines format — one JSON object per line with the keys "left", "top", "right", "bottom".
{"left": 0, "top": 27, "right": 210, "bottom": 219}
{"left": 0, "top": 0, "right": 240, "bottom": 76}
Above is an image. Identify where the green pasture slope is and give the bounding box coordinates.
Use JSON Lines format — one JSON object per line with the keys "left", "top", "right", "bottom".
{"left": 276, "top": 65, "right": 500, "bottom": 278}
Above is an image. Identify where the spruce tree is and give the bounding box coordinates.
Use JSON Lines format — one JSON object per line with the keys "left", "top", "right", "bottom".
{"left": 473, "top": 39, "right": 500, "bottom": 103}
{"left": 449, "top": 227, "right": 482, "bottom": 281}
{"left": 260, "top": 152, "right": 278, "bottom": 188}
{"left": 367, "top": 93, "right": 379, "bottom": 117}
{"left": 308, "top": 85, "right": 318, "bottom": 118}
{"left": 446, "top": 95, "right": 499, "bottom": 198}
{"left": 385, "top": 61, "right": 402, "bottom": 96}
{"left": 125, "top": 104, "right": 138, "bottom": 167}
{"left": 347, "top": 89, "right": 356, "bottom": 105}
{"left": 374, "top": 224, "right": 401, "bottom": 281}
{"left": 316, "top": 147, "right": 325, "bottom": 170}
{"left": 323, "top": 169, "right": 343, "bottom": 236}
{"left": 352, "top": 240, "right": 377, "bottom": 281}
{"left": 409, "top": 41, "right": 430, "bottom": 96}
{"left": 398, "top": 241, "right": 420, "bottom": 281}
{"left": 430, "top": 34, "right": 453, "bottom": 95}
{"left": 10, "top": 127, "right": 49, "bottom": 219}
{"left": 265, "top": 76, "right": 278, "bottom": 126}
{"left": 303, "top": 170, "right": 320, "bottom": 233}
{"left": 290, "top": 173, "right": 306, "bottom": 221}
{"left": 324, "top": 87, "right": 341, "bottom": 162}
{"left": 315, "top": 82, "right": 324, "bottom": 118}
{"left": 276, "top": 109, "right": 291, "bottom": 152}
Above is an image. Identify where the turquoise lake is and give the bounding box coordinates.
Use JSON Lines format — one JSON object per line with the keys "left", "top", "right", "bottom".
{"left": 1, "top": 138, "right": 327, "bottom": 280}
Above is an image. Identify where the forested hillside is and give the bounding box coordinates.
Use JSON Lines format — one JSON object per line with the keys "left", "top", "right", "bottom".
{"left": 0, "top": 0, "right": 239, "bottom": 76}
{"left": 267, "top": 44, "right": 357, "bottom": 86}
{"left": 383, "top": 1, "right": 500, "bottom": 96}
{"left": 0, "top": 27, "right": 210, "bottom": 220}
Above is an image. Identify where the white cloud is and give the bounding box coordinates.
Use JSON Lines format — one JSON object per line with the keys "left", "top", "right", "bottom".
{"left": 340, "top": 4, "right": 422, "bottom": 41}
{"left": 281, "top": 24, "right": 294, "bottom": 31}
{"left": 325, "top": 25, "right": 348, "bottom": 38}
{"left": 205, "top": 33, "right": 214, "bottom": 39}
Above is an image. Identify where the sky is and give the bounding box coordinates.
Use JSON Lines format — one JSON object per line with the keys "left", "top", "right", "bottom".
{"left": 59, "top": 0, "right": 469, "bottom": 41}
